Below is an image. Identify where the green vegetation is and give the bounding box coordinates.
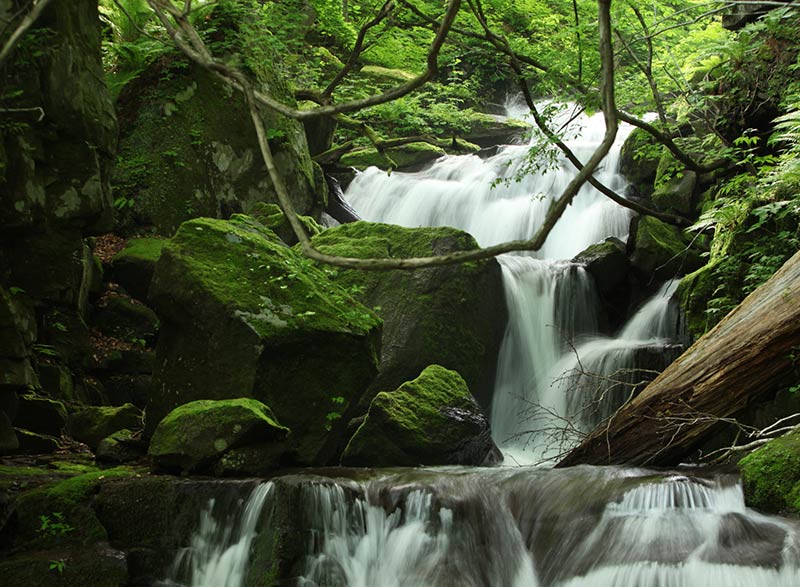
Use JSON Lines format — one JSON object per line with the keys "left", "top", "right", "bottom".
{"left": 740, "top": 429, "right": 800, "bottom": 515}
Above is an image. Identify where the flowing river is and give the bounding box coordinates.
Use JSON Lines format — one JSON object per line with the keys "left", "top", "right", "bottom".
{"left": 157, "top": 104, "right": 800, "bottom": 586}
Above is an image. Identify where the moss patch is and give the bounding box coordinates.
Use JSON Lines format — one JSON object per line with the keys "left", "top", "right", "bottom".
{"left": 340, "top": 142, "right": 446, "bottom": 171}
{"left": 739, "top": 429, "right": 800, "bottom": 515}
{"left": 342, "top": 365, "right": 499, "bottom": 466}
{"left": 630, "top": 216, "right": 704, "bottom": 280}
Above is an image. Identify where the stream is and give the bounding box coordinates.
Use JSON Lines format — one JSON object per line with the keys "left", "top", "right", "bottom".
{"left": 157, "top": 103, "right": 800, "bottom": 586}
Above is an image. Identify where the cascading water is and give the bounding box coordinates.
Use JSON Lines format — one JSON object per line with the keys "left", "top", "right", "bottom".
{"left": 157, "top": 104, "right": 799, "bottom": 587}
{"left": 157, "top": 482, "right": 273, "bottom": 587}
{"left": 345, "top": 102, "right": 678, "bottom": 462}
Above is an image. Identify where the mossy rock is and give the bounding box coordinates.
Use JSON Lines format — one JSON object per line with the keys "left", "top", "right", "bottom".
{"left": 340, "top": 142, "right": 446, "bottom": 171}
{"left": 629, "top": 216, "right": 704, "bottom": 281}
{"left": 358, "top": 65, "right": 417, "bottom": 82}
{"left": 0, "top": 549, "right": 127, "bottom": 587}
{"left": 677, "top": 262, "right": 719, "bottom": 339}
{"left": 14, "top": 394, "right": 67, "bottom": 437}
{"left": 115, "top": 60, "right": 320, "bottom": 235}
{"left": 462, "top": 112, "right": 530, "bottom": 147}
{"left": 147, "top": 216, "right": 382, "bottom": 464}
{"left": 92, "top": 295, "right": 159, "bottom": 342}
{"left": 66, "top": 403, "right": 142, "bottom": 450}
{"left": 342, "top": 365, "right": 501, "bottom": 466}
{"left": 15, "top": 428, "right": 62, "bottom": 454}
{"left": 148, "top": 398, "right": 289, "bottom": 475}
{"left": 110, "top": 238, "right": 165, "bottom": 301}
{"left": 310, "top": 221, "right": 507, "bottom": 410}
{"left": 10, "top": 468, "right": 136, "bottom": 550}
{"left": 250, "top": 202, "right": 323, "bottom": 246}
{"left": 572, "top": 237, "right": 630, "bottom": 296}
{"left": 651, "top": 170, "right": 697, "bottom": 217}
{"left": 739, "top": 429, "right": 800, "bottom": 515}
{"left": 619, "top": 127, "right": 661, "bottom": 198}
{"left": 96, "top": 429, "right": 145, "bottom": 464}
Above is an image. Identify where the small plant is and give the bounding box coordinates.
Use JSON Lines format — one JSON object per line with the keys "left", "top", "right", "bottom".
{"left": 38, "top": 512, "right": 74, "bottom": 538}
{"left": 32, "top": 344, "right": 59, "bottom": 358}
{"left": 49, "top": 558, "right": 67, "bottom": 575}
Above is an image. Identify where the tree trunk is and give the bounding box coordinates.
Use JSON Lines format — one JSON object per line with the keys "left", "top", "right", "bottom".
{"left": 558, "top": 249, "right": 800, "bottom": 468}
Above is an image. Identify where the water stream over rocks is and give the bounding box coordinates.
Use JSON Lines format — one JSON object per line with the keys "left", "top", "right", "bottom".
{"left": 156, "top": 105, "right": 798, "bottom": 586}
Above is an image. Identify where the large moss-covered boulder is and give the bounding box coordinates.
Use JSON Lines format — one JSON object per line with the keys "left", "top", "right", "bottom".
{"left": 629, "top": 216, "right": 704, "bottom": 281}
{"left": 739, "top": 429, "right": 800, "bottom": 515}
{"left": 310, "top": 221, "right": 507, "bottom": 410}
{"left": 146, "top": 216, "right": 381, "bottom": 464}
{"left": 619, "top": 127, "right": 661, "bottom": 199}
{"left": 148, "top": 398, "right": 289, "bottom": 475}
{"left": 115, "top": 59, "right": 321, "bottom": 235}
{"left": 66, "top": 403, "right": 143, "bottom": 450}
{"left": 463, "top": 112, "right": 531, "bottom": 147}
{"left": 573, "top": 237, "right": 630, "bottom": 296}
{"left": 342, "top": 365, "right": 501, "bottom": 466}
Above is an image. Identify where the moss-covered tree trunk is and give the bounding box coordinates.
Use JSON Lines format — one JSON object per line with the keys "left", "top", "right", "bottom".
{"left": 558, "top": 249, "right": 800, "bottom": 467}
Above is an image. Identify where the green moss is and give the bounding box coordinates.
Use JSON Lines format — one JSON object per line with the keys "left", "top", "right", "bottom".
{"left": 340, "top": 142, "right": 446, "bottom": 170}
{"left": 677, "top": 262, "right": 720, "bottom": 338}
{"left": 739, "top": 429, "right": 800, "bottom": 515}
{"left": 111, "top": 237, "right": 165, "bottom": 266}
{"left": 249, "top": 203, "right": 322, "bottom": 245}
{"left": 359, "top": 65, "right": 416, "bottom": 82}
{"left": 158, "top": 217, "right": 380, "bottom": 340}
{"left": 342, "top": 365, "right": 489, "bottom": 466}
{"left": 630, "top": 216, "right": 704, "bottom": 280}
{"left": 67, "top": 403, "right": 142, "bottom": 449}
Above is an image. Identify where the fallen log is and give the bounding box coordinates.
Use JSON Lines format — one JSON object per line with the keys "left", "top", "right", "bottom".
{"left": 557, "top": 249, "right": 800, "bottom": 467}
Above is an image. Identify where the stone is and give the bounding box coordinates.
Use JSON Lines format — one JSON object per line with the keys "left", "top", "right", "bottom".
{"left": 739, "top": 429, "right": 800, "bottom": 515}
{"left": 0, "top": 411, "right": 19, "bottom": 455}
{"left": 619, "top": 127, "right": 661, "bottom": 199}
{"left": 96, "top": 429, "right": 145, "bottom": 464}
{"left": 92, "top": 295, "right": 159, "bottom": 342}
{"left": 629, "top": 216, "right": 704, "bottom": 282}
{"left": 652, "top": 169, "right": 698, "bottom": 216}
{"left": 110, "top": 238, "right": 165, "bottom": 301}
{"left": 14, "top": 429, "right": 61, "bottom": 454}
{"left": 463, "top": 112, "right": 531, "bottom": 148}
{"left": 310, "top": 221, "right": 507, "bottom": 410}
{"left": 342, "top": 365, "right": 502, "bottom": 467}
{"left": 340, "top": 142, "right": 446, "bottom": 171}
{"left": 14, "top": 394, "right": 67, "bottom": 437}
{"left": 148, "top": 398, "right": 289, "bottom": 475}
{"left": 67, "top": 403, "right": 143, "bottom": 450}
{"left": 146, "top": 216, "right": 382, "bottom": 464}
{"left": 572, "top": 237, "right": 630, "bottom": 295}
{"left": 114, "top": 56, "right": 321, "bottom": 235}
{"left": 250, "top": 202, "right": 323, "bottom": 246}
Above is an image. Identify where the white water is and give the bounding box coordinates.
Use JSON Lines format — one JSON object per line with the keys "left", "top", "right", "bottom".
{"left": 344, "top": 102, "right": 685, "bottom": 463}
{"left": 292, "top": 468, "right": 800, "bottom": 587}
{"left": 157, "top": 482, "right": 273, "bottom": 587}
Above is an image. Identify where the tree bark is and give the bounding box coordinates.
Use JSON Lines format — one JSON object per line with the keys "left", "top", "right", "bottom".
{"left": 558, "top": 249, "right": 800, "bottom": 467}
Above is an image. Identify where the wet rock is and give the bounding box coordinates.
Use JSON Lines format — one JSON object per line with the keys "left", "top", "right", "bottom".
{"left": 573, "top": 237, "right": 630, "bottom": 295}
{"left": 311, "top": 221, "right": 507, "bottom": 411}
{"left": 14, "top": 395, "right": 67, "bottom": 437}
{"left": 146, "top": 215, "right": 381, "bottom": 464}
{"left": 109, "top": 238, "right": 165, "bottom": 302}
{"left": 342, "top": 365, "right": 501, "bottom": 467}
{"left": 148, "top": 398, "right": 289, "bottom": 475}
{"left": 629, "top": 216, "right": 704, "bottom": 282}
{"left": 67, "top": 403, "right": 143, "bottom": 450}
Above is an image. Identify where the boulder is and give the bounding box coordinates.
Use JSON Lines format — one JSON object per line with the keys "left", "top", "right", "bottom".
{"left": 14, "top": 395, "right": 67, "bottom": 437}
{"left": 739, "top": 429, "right": 800, "bottom": 516}
{"left": 463, "top": 112, "right": 531, "bottom": 147}
{"left": 251, "top": 202, "right": 323, "bottom": 246}
{"left": 67, "top": 403, "right": 143, "bottom": 449}
{"left": 92, "top": 294, "right": 159, "bottom": 342}
{"left": 310, "top": 221, "right": 507, "bottom": 410}
{"left": 629, "top": 216, "right": 704, "bottom": 281}
{"left": 109, "top": 238, "right": 165, "bottom": 301}
{"left": 96, "top": 429, "right": 145, "bottom": 464}
{"left": 14, "top": 429, "right": 61, "bottom": 454}
{"left": 114, "top": 58, "right": 322, "bottom": 235}
{"left": 652, "top": 170, "right": 698, "bottom": 216}
{"left": 572, "top": 237, "right": 630, "bottom": 295}
{"left": 619, "top": 127, "right": 661, "bottom": 199}
{"left": 0, "top": 412, "right": 18, "bottom": 454}
{"left": 146, "top": 216, "right": 382, "bottom": 464}
{"left": 340, "top": 142, "right": 446, "bottom": 171}
{"left": 342, "top": 365, "right": 501, "bottom": 466}
{"left": 148, "top": 398, "right": 289, "bottom": 475}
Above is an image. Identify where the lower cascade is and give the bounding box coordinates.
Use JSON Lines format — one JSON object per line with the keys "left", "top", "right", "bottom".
{"left": 160, "top": 468, "right": 800, "bottom": 586}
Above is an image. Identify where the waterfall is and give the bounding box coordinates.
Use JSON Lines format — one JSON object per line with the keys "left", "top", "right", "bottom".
{"left": 291, "top": 467, "right": 800, "bottom": 587}
{"left": 157, "top": 482, "right": 273, "bottom": 587}
{"left": 344, "top": 102, "right": 683, "bottom": 462}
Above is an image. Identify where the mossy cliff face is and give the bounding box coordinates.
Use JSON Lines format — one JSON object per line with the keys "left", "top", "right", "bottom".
{"left": 147, "top": 216, "right": 382, "bottom": 464}
{"left": 310, "top": 221, "right": 508, "bottom": 410}
{"left": 739, "top": 429, "right": 800, "bottom": 516}
{"left": 115, "top": 60, "right": 321, "bottom": 236}
{"left": 342, "top": 365, "right": 501, "bottom": 466}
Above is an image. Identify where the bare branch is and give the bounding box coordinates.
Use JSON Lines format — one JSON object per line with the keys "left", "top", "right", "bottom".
{"left": 0, "top": 0, "right": 55, "bottom": 68}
